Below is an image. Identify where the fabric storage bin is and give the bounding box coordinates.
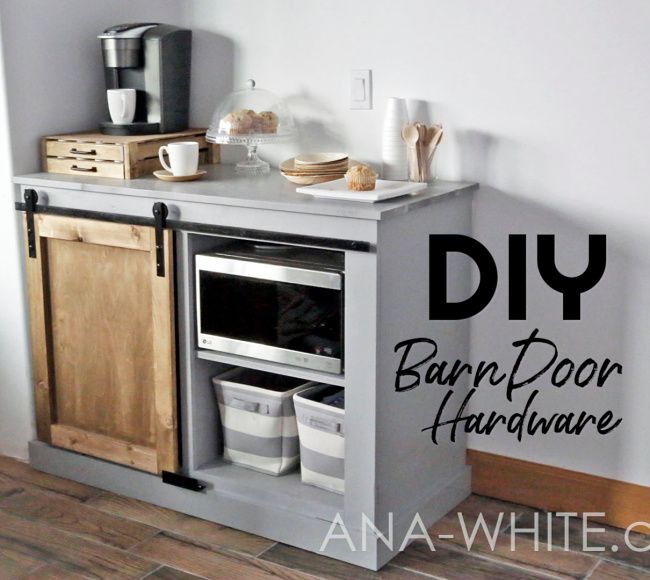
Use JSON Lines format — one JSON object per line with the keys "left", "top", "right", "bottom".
{"left": 294, "top": 384, "right": 345, "bottom": 494}
{"left": 212, "top": 368, "right": 312, "bottom": 475}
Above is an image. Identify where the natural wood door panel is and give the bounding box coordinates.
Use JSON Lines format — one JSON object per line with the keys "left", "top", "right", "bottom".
{"left": 23, "top": 214, "right": 177, "bottom": 474}
{"left": 36, "top": 214, "right": 151, "bottom": 251}
{"left": 50, "top": 425, "right": 158, "bottom": 474}
{"left": 151, "top": 229, "right": 178, "bottom": 473}
{"left": 23, "top": 216, "right": 54, "bottom": 443}
{"left": 47, "top": 236, "right": 155, "bottom": 445}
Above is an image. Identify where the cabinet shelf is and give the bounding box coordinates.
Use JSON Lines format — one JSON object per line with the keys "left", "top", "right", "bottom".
{"left": 194, "top": 459, "right": 343, "bottom": 523}
{"left": 195, "top": 348, "right": 345, "bottom": 386}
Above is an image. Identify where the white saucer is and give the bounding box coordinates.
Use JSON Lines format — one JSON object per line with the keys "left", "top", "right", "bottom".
{"left": 154, "top": 170, "right": 207, "bottom": 182}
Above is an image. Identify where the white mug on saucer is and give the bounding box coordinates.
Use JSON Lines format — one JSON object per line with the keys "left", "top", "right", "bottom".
{"left": 158, "top": 141, "right": 199, "bottom": 176}
{"left": 107, "top": 88, "right": 136, "bottom": 124}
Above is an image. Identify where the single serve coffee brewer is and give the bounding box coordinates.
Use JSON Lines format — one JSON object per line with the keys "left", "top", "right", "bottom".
{"left": 98, "top": 23, "right": 192, "bottom": 135}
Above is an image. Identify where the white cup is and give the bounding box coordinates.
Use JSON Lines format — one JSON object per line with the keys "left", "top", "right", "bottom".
{"left": 107, "top": 89, "right": 136, "bottom": 124}
{"left": 158, "top": 141, "right": 199, "bottom": 176}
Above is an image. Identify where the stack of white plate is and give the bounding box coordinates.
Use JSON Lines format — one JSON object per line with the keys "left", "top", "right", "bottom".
{"left": 381, "top": 97, "right": 409, "bottom": 181}
{"left": 280, "top": 153, "right": 353, "bottom": 185}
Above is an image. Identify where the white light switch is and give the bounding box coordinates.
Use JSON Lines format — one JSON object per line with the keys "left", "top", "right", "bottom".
{"left": 352, "top": 78, "right": 366, "bottom": 101}
{"left": 350, "top": 69, "right": 372, "bottom": 109}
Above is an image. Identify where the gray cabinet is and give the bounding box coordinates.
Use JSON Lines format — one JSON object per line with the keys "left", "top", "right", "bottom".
{"left": 15, "top": 166, "right": 475, "bottom": 570}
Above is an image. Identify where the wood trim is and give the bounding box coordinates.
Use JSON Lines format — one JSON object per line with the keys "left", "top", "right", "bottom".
{"left": 44, "top": 157, "right": 127, "bottom": 179}
{"left": 124, "top": 141, "right": 135, "bottom": 180}
{"left": 150, "top": 229, "right": 178, "bottom": 473}
{"left": 51, "top": 424, "right": 157, "bottom": 474}
{"left": 45, "top": 140, "right": 124, "bottom": 161}
{"left": 36, "top": 214, "right": 151, "bottom": 251}
{"left": 208, "top": 142, "right": 221, "bottom": 164}
{"left": 40, "top": 137, "right": 48, "bottom": 172}
{"left": 467, "top": 450, "right": 650, "bottom": 530}
{"left": 23, "top": 215, "right": 55, "bottom": 442}
{"left": 44, "top": 128, "right": 210, "bottom": 144}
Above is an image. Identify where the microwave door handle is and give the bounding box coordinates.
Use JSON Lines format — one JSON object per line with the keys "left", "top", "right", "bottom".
{"left": 196, "top": 255, "right": 342, "bottom": 290}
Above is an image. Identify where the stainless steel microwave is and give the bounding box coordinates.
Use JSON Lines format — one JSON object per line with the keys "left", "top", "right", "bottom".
{"left": 196, "top": 243, "right": 344, "bottom": 374}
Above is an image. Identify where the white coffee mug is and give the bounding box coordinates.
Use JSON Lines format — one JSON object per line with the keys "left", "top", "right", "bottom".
{"left": 158, "top": 141, "right": 199, "bottom": 176}
{"left": 107, "top": 89, "right": 136, "bottom": 124}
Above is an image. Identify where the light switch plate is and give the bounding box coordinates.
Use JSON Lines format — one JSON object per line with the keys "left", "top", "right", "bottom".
{"left": 350, "top": 69, "right": 372, "bottom": 109}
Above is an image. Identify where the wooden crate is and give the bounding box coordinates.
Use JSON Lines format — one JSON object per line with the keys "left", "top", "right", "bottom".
{"left": 42, "top": 129, "right": 220, "bottom": 179}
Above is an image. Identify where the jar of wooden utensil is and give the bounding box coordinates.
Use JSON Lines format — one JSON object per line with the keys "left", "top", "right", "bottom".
{"left": 401, "top": 122, "right": 443, "bottom": 182}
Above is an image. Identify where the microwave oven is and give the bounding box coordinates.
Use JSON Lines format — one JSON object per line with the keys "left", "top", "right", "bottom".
{"left": 196, "top": 242, "right": 344, "bottom": 374}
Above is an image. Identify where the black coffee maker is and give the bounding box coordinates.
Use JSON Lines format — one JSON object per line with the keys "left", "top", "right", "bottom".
{"left": 99, "top": 23, "right": 192, "bottom": 135}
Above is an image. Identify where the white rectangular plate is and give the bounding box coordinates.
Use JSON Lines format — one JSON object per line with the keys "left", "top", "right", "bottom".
{"left": 296, "top": 178, "right": 427, "bottom": 202}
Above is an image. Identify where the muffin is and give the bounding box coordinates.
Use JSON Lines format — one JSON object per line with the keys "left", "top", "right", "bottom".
{"left": 243, "top": 109, "right": 263, "bottom": 133}
{"left": 345, "top": 164, "right": 377, "bottom": 191}
{"left": 258, "top": 111, "right": 279, "bottom": 134}
{"left": 219, "top": 110, "right": 253, "bottom": 134}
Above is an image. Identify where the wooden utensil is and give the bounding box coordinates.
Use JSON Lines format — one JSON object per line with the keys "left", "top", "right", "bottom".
{"left": 416, "top": 123, "right": 428, "bottom": 181}
{"left": 401, "top": 125, "right": 420, "bottom": 181}
{"left": 426, "top": 128, "right": 444, "bottom": 165}
{"left": 423, "top": 124, "right": 440, "bottom": 147}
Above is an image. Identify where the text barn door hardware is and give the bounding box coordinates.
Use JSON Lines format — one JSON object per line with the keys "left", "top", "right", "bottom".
{"left": 153, "top": 202, "right": 169, "bottom": 277}
{"left": 24, "top": 189, "right": 38, "bottom": 258}
{"left": 161, "top": 470, "right": 206, "bottom": 492}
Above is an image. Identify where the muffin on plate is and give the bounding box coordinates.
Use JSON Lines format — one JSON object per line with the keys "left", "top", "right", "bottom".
{"left": 259, "top": 111, "right": 279, "bottom": 134}
{"left": 345, "top": 164, "right": 377, "bottom": 191}
{"left": 219, "top": 110, "right": 254, "bottom": 134}
{"left": 244, "top": 109, "right": 263, "bottom": 133}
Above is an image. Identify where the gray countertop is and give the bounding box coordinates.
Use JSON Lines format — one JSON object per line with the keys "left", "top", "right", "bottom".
{"left": 14, "top": 164, "right": 477, "bottom": 221}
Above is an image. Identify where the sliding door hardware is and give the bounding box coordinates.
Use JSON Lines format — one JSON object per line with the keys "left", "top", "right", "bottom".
{"left": 153, "top": 202, "right": 168, "bottom": 277}
{"left": 161, "top": 470, "right": 206, "bottom": 492}
{"left": 15, "top": 201, "right": 372, "bottom": 253}
{"left": 24, "top": 189, "right": 38, "bottom": 258}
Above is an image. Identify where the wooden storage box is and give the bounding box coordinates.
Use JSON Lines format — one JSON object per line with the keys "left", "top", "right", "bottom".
{"left": 42, "top": 129, "right": 220, "bottom": 179}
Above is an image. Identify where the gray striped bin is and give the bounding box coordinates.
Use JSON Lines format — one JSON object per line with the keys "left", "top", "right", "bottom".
{"left": 212, "top": 368, "right": 313, "bottom": 475}
{"left": 294, "top": 384, "right": 345, "bottom": 494}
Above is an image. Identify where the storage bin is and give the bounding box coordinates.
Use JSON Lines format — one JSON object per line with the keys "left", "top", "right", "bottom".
{"left": 294, "top": 384, "right": 345, "bottom": 494}
{"left": 212, "top": 368, "right": 312, "bottom": 475}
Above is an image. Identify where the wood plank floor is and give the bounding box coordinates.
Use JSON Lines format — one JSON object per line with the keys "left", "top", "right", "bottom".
{"left": 0, "top": 455, "right": 648, "bottom": 579}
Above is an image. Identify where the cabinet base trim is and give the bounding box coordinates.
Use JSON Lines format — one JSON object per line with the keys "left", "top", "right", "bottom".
{"left": 467, "top": 449, "right": 650, "bottom": 530}
{"left": 29, "top": 441, "right": 470, "bottom": 570}
{"left": 50, "top": 424, "right": 158, "bottom": 474}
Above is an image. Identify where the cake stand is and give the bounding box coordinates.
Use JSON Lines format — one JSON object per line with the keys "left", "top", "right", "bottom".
{"left": 206, "top": 79, "right": 295, "bottom": 175}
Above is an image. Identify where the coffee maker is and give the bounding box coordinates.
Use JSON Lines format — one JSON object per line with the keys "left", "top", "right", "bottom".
{"left": 98, "top": 23, "right": 192, "bottom": 135}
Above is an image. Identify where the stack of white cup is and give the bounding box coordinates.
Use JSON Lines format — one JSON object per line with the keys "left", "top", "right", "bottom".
{"left": 381, "top": 97, "right": 409, "bottom": 181}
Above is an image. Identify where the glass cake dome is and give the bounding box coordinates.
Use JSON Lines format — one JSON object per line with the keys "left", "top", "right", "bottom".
{"left": 206, "top": 79, "right": 295, "bottom": 175}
